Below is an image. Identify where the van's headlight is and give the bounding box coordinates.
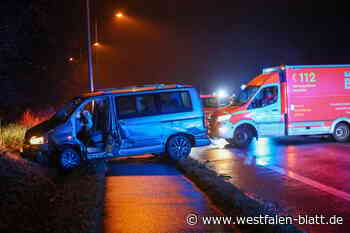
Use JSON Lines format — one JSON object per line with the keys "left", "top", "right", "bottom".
{"left": 217, "top": 114, "right": 231, "bottom": 122}
{"left": 29, "top": 136, "right": 46, "bottom": 145}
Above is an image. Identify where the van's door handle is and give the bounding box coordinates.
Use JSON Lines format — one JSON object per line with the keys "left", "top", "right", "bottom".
{"left": 271, "top": 109, "right": 278, "bottom": 112}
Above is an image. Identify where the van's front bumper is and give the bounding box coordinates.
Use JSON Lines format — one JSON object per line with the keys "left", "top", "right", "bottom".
{"left": 21, "top": 143, "right": 51, "bottom": 162}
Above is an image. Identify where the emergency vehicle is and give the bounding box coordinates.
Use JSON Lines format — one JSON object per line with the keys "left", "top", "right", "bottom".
{"left": 210, "top": 65, "right": 350, "bottom": 147}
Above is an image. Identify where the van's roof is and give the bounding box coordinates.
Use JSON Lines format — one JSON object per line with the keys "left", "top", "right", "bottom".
{"left": 82, "top": 84, "right": 192, "bottom": 98}
{"left": 263, "top": 64, "right": 350, "bottom": 74}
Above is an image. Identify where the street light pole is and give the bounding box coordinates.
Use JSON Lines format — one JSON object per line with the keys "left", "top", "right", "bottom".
{"left": 86, "top": 0, "right": 94, "bottom": 92}
{"left": 93, "top": 20, "right": 99, "bottom": 82}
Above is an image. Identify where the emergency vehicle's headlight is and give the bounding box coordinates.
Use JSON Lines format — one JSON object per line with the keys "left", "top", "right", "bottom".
{"left": 217, "top": 114, "right": 231, "bottom": 122}
{"left": 29, "top": 136, "right": 45, "bottom": 145}
{"left": 219, "top": 126, "right": 229, "bottom": 134}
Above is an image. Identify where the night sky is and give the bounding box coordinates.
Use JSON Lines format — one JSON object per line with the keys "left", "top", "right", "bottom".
{"left": 58, "top": 0, "right": 350, "bottom": 95}
{"left": 3, "top": 0, "right": 350, "bottom": 111}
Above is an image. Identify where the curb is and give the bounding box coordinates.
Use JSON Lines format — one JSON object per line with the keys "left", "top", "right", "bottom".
{"left": 89, "top": 161, "right": 108, "bottom": 233}
{"left": 177, "top": 157, "right": 305, "bottom": 233}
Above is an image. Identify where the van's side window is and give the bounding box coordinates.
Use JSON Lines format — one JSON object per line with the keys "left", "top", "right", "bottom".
{"left": 250, "top": 86, "right": 278, "bottom": 109}
{"left": 116, "top": 91, "right": 192, "bottom": 118}
{"left": 159, "top": 91, "right": 192, "bottom": 114}
{"left": 136, "top": 95, "right": 157, "bottom": 115}
{"left": 117, "top": 94, "right": 158, "bottom": 118}
{"left": 117, "top": 96, "right": 138, "bottom": 118}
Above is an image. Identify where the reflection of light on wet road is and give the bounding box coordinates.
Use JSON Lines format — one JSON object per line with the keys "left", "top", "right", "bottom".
{"left": 254, "top": 138, "right": 270, "bottom": 156}
{"left": 208, "top": 149, "right": 233, "bottom": 160}
{"left": 286, "top": 146, "right": 297, "bottom": 168}
{"left": 264, "top": 165, "right": 350, "bottom": 202}
{"left": 251, "top": 139, "right": 350, "bottom": 201}
{"left": 206, "top": 137, "right": 350, "bottom": 202}
{"left": 104, "top": 160, "right": 234, "bottom": 233}
{"left": 210, "top": 138, "right": 228, "bottom": 149}
{"left": 207, "top": 149, "right": 237, "bottom": 173}
{"left": 251, "top": 138, "right": 275, "bottom": 166}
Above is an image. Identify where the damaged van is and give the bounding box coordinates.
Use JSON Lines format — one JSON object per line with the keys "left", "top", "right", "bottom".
{"left": 21, "top": 84, "right": 210, "bottom": 170}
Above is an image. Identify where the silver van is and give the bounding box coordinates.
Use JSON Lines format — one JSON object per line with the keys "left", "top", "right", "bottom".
{"left": 21, "top": 84, "right": 210, "bottom": 170}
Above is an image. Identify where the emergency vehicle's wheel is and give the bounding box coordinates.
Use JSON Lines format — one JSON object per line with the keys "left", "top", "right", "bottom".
{"left": 232, "top": 125, "right": 254, "bottom": 148}
{"left": 166, "top": 135, "right": 192, "bottom": 160}
{"left": 333, "top": 123, "right": 350, "bottom": 143}
{"left": 58, "top": 148, "right": 81, "bottom": 170}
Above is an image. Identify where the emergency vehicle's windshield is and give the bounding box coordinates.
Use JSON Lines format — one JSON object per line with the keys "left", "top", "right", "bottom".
{"left": 235, "top": 86, "right": 260, "bottom": 105}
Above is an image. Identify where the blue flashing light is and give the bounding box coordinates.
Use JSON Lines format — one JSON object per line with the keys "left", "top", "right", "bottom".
{"left": 286, "top": 64, "right": 350, "bottom": 69}
{"left": 263, "top": 64, "right": 350, "bottom": 74}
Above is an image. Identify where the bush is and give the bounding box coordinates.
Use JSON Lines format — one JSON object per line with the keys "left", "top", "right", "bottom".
{"left": 0, "top": 123, "right": 27, "bottom": 151}
{"left": 18, "top": 109, "right": 53, "bottom": 128}
{"left": 0, "top": 109, "right": 53, "bottom": 151}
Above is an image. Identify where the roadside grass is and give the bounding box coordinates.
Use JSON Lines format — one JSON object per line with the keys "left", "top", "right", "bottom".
{"left": 0, "top": 109, "right": 52, "bottom": 151}
{"left": 0, "top": 152, "right": 107, "bottom": 233}
{"left": 0, "top": 123, "right": 27, "bottom": 151}
{"left": 0, "top": 109, "right": 106, "bottom": 233}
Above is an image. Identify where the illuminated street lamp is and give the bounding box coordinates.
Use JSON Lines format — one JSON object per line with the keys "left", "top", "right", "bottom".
{"left": 93, "top": 19, "right": 100, "bottom": 47}
{"left": 115, "top": 11, "right": 124, "bottom": 18}
{"left": 86, "top": 2, "right": 124, "bottom": 92}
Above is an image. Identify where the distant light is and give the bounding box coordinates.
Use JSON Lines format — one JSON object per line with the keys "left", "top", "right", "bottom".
{"left": 115, "top": 12, "right": 124, "bottom": 18}
{"left": 68, "top": 57, "right": 75, "bottom": 62}
{"left": 217, "top": 89, "right": 228, "bottom": 98}
{"left": 240, "top": 84, "right": 247, "bottom": 90}
{"left": 93, "top": 42, "right": 101, "bottom": 47}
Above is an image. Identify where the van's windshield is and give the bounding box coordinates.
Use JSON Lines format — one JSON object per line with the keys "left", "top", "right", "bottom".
{"left": 234, "top": 86, "right": 260, "bottom": 106}
{"left": 52, "top": 97, "right": 84, "bottom": 123}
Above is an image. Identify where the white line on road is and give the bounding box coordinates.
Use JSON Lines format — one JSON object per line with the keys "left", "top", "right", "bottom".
{"left": 266, "top": 165, "right": 350, "bottom": 202}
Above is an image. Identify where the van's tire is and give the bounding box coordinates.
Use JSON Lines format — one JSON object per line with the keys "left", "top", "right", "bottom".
{"left": 58, "top": 148, "right": 81, "bottom": 170}
{"left": 333, "top": 122, "right": 350, "bottom": 143}
{"left": 166, "top": 135, "right": 192, "bottom": 160}
{"left": 228, "top": 125, "right": 254, "bottom": 148}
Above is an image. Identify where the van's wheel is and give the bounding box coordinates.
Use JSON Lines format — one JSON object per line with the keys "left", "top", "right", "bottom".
{"left": 333, "top": 123, "right": 350, "bottom": 142}
{"left": 166, "top": 135, "right": 192, "bottom": 160}
{"left": 58, "top": 148, "right": 81, "bottom": 170}
{"left": 229, "top": 125, "right": 254, "bottom": 148}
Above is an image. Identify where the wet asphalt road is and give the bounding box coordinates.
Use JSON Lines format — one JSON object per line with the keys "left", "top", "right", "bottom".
{"left": 191, "top": 136, "right": 350, "bottom": 233}
{"left": 103, "top": 156, "right": 236, "bottom": 233}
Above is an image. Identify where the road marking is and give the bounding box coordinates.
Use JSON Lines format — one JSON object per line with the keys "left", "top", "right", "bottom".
{"left": 266, "top": 165, "right": 350, "bottom": 202}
